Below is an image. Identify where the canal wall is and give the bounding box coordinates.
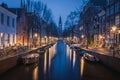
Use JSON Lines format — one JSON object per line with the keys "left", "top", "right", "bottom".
{"left": 81, "top": 49, "right": 120, "bottom": 73}
{"left": 0, "top": 43, "right": 55, "bottom": 75}
{"left": 0, "top": 55, "right": 18, "bottom": 75}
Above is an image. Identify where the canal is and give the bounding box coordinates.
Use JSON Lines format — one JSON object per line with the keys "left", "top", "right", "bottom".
{"left": 0, "top": 41, "right": 120, "bottom": 80}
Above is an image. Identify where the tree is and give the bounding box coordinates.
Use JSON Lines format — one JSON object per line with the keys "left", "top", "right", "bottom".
{"left": 64, "top": 11, "right": 79, "bottom": 39}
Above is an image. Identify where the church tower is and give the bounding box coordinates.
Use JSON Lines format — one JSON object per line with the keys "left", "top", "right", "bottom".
{"left": 58, "top": 16, "right": 62, "bottom": 38}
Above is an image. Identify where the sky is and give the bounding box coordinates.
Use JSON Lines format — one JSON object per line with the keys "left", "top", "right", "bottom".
{"left": 0, "top": 0, "right": 82, "bottom": 27}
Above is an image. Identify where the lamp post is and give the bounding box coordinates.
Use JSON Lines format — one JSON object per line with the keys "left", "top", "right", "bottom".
{"left": 34, "top": 33, "right": 38, "bottom": 47}
{"left": 81, "top": 34, "right": 85, "bottom": 46}
{"left": 111, "top": 25, "right": 117, "bottom": 56}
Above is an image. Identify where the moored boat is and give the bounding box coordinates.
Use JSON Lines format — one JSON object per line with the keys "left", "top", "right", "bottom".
{"left": 83, "top": 53, "right": 99, "bottom": 63}
{"left": 22, "top": 53, "right": 39, "bottom": 65}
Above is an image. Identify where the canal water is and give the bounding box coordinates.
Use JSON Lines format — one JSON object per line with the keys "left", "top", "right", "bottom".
{"left": 0, "top": 41, "right": 120, "bottom": 80}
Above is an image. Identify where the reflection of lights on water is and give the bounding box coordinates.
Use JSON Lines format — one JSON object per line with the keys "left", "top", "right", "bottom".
{"left": 33, "top": 67, "right": 38, "bottom": 80}
{"left": 80, "top": 57, "right": 85, "bottom": 77}
{"left": 44, "top": 51, "right": 47, "bottom": 74}
{"left": 66, "top": 45, "right": 70, "bottom": 57}
{"left": 66, "top": 45, "right": 76, "bottom": 68}
{"left": 73, "top": 51, "right": 76, "bottom": 68}
{"left": 49, "top": 44, "right": 56, "bottom": 68}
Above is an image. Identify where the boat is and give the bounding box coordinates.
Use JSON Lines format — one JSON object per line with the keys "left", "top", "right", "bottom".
{"left": 22, "top": 53, "right": 39, "bottom": 65}
{"left": 79, "top": 51, "right": 87, "bottom": 56}
{"left": 83, "top": 53, "right": 99, "bottom": 62}
{"left": 37, "top": 49, "right": 45, "bottom": 54}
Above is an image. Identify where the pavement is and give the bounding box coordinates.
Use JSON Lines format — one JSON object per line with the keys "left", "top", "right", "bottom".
{"left": 0, "top": 42, "right": 55, "bottom": 61}
{"left": 83, "top": 46, "right": 112, "bottom": 56}
{"left": 71, "top": 43, "right": 120, "bottom": 58}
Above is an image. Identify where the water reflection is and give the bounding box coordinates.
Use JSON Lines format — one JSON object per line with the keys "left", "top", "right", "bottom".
{"left": 33, "top": 66, "right": 38, "bottom": 80}
{"left": 44, "top": 51, "right": 47, "bottom": 74}
{"left": 80, "top": 57, "right": 85, "bottom": 78}
{"left": 1, "top": 41, "right": 119, "bottom": 80}
{"left": 38, "top": 41, "right": 81, "bottom": 80}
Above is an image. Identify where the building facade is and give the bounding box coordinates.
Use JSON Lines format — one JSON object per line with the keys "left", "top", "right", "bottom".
{"left": 0, "top": 6, "right": 17, "bottom": 49}
{"left": 79, "top": 0, "right": 106, "bottom": 47}
{"left": 9, "top": 8, "right": 28, "bottom": 46}
{"left": 106, "top": 0, "right": 120, "bottom": 48}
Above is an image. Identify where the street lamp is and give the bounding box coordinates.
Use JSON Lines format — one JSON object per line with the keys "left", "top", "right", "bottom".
{"left": 34, "top": 33, "right": 38, "bottom": 38}
{"left": 81, "top": 34, "right": 84, "bottom": 39}
{"left": 111, "top": 25, "right": 117, "bottom": 33}
{"left": 33, "top": 33, "right": 38, "bottom": 47}
{"left": 117, "top": 29, "right": 120, "bottom": 34}
{"left": 110, "top": 25, "right": 117, "bottom": 56}
{"left": 0, "top": 33, "right": 3, "bottom": 37}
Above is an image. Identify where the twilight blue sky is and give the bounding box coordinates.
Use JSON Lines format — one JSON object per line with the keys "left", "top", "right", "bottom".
{"left": 0, "top": 0, "right": 82, "bottom": 26}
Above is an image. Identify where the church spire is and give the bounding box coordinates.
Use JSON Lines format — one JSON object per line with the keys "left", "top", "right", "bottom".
{"left": 59, "top": 16, "right": 62, "bottom": 27}
{"left": 58, "top": 16, "right": 62, "bottom": 37}
{"left": 20, "top": 0, "right": 23, "bottom": 8}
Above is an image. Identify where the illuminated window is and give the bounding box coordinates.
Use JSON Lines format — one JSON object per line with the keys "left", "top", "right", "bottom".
{"left": 115, "top": 15, "right": 120, "bottom": 25}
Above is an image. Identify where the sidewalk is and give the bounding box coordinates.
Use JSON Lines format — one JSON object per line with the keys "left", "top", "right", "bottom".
{"left": 71, "top": 43, "right": 120, "bottom": 58}
{"left": 83, "top": 46, "right": 113, "bottom": 56}
{"left": 0, "top": 42, "right": 55, "bottom": 61}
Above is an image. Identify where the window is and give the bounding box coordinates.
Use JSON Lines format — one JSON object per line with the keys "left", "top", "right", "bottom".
{"left": 1, "top": 13, "right": 4, "bottom": 24}
{"left": 6, "top": 34, "right": 10, "bottom": 44}
{"left": 115, "top": 3, "right": 120, "bottom": 13}
{"left": 115, "top": 15, "right": 120, "bottom": 25}
{"left": 110, "top": 6, "right": 114, "bottom": 15}
{"left": 106, "top": 9, "right": 110, "bottom": 16}
{"left": 13, "top": 34, "right": 15, "bottom": 44}
{"left": 7, "top": 16, "right": 10, "bottom": 26}
{"left": 110, "top": 16, "right": 115, "bottom": 25}
{"left": 107, "top": 0, "right": 110, "bottom": 5}
{"left": 101, "top": 16, "right": 105, "bottom": 23}
{"left": 109, "top": 0, "right": 114, "bottom": 4}
{"left": 1, "top": 33, "right": 4, "bottom": 45}
{"left": 12, "top": 18, "right": 15, "bottom": 28}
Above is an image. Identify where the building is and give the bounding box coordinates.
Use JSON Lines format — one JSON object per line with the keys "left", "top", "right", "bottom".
{"left": 79, "top": 0, "right": 106, "bottom": 47}
{"left": 0, "top": 5, "right": 17, "bottom": 49}
{"left": 106, "top": 0, "right": 120, "bottom": 48}
{"left": 9, "top": 8, "right": 28, "bottom": 46}
{"left": 91, "top": 8, "right": 106, "bottom": 47}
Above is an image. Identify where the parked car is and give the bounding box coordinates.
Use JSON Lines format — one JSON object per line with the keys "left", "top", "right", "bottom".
{"left": 83, "top": 53, "right": 99, "bottom": 62}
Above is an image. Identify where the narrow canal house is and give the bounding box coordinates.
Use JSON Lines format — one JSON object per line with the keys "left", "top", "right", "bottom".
{"left": 105, "top": 0, "right": 120, "bottom": 49}
{"left": 0, "top": 3, "right": 17, "bottom": 49}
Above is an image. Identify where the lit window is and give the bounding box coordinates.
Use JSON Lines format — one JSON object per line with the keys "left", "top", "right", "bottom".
{"left": 115, "top": 15, "right": 120, "bottom": 25}
{"left": 13, "top": 34, "right": 15, "bottom": 44}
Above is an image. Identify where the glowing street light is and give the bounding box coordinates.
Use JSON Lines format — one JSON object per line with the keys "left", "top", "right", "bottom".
{"left": 111, "top": 25, "right": 117, "bottom": 33}
{"left": 81, "top": 35, "right": 84, "bottom": 38}
{"left": 118, "top": 29, "right": 120, "bottom": 33}
{"left": 0, "top": 33, "right": 3, "bottom": 37}
{"left": 99, "top": 35, "right": 103, "bottom": 39}
{"left": 34, "top": 33, "right": 38, "bottom": 38}
{"left": 110, "top": 25, "right": 117, "bottom": 56}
